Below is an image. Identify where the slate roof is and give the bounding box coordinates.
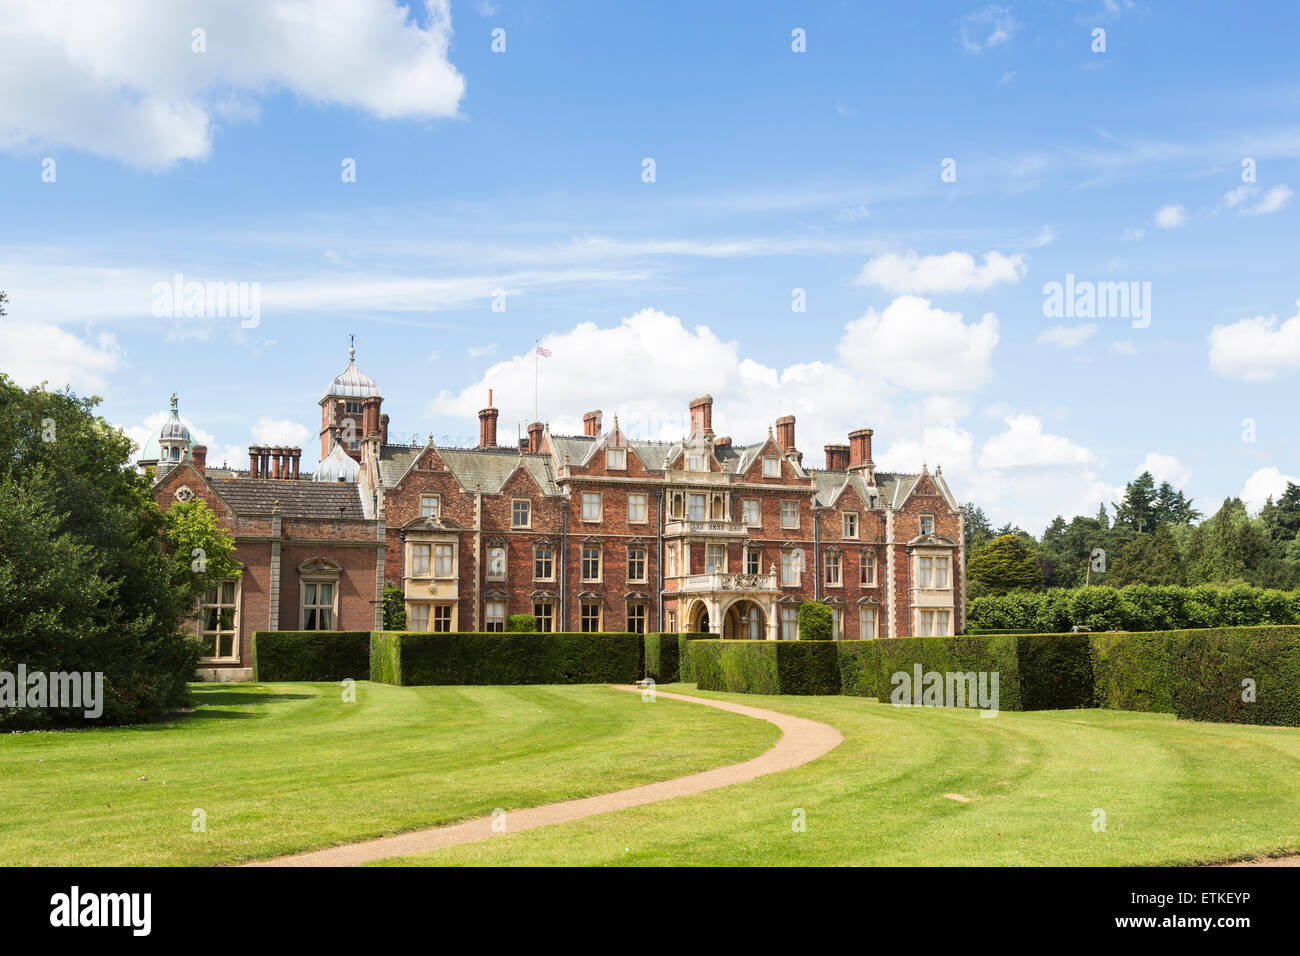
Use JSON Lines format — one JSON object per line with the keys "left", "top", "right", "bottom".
{"left": 376, "top": 444, "right": 559, "bottom": 494}
{"left": 212, "top": 478, "right": 366, "bottom": 518}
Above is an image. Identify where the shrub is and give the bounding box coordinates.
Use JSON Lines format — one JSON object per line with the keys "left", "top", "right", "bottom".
{"left": 369, "top": 632, "right": 401, "bottom": 685}
{"left": 506, "top": 614, "right": 536, "bottom": 632}
{"left": 677, "top": 633, "right": 705, "bottom": 683}
{"left": 252, "top": 631, "right": 371, "bottom": 682}
{"left": 369, "top": 632, "right": 641, "bottom": 685}
{"left": 797, "top": 602, "right": 833, "bottom": 641}
{"left": 382, "top": 586, "right": 406, "bottom": 630}
{"left": 643, "top": 633, "right": 679, "bottom": 682}
{"left": 1068, "top": 587, "right": 1130, "bottom": 632}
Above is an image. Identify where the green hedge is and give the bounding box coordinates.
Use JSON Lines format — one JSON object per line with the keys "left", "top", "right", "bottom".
{"left": 643, "top": 633, "right": 680, "bottom": 683}
{"left": 838, "top": 635, "right": 1023, "bottom": 710}
{"left": 968, "top": 584, "right": 1300, "bottom": 633}
{"left": 1166, "top": 626, "right": 1300, "bottom": 726}
{"left": 691, "top": 640, "right": 840, "bottom": 696}
{"left": 369, "top": 632, "right": 642, "bottom": 686}
{"left": 1017, "top": 633, "right": 1093, "bottom": 710}
{"left": 677, "top": 633, "right": 707, "bottom": 683}
{"left": 251, "top": 631, "right": 371, "bottom": 682}
{"left": 1090, "top": 631, "right": 1174, "bottom": 713}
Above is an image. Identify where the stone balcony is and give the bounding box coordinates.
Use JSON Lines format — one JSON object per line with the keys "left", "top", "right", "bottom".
{"left": 663, "top": 518, "right": 749, "bottom": 538}
{"left": 676, "top": 571, "right": 779, "bottom": 594}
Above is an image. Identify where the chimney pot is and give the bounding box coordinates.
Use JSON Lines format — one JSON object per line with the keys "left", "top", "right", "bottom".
{"left": 583, "top": 410, "right": 602, "bottom": 437}
{"left": 527, "top": 421, "right": 544, "bottom": 454}
{"left": 824, "top": 443, "right": 850, "bottom": 471}
{"left": 478, "top": 405, "right": 499, "bottom": 448}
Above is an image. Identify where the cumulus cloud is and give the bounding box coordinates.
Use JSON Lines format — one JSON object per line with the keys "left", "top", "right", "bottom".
{"left": 1242, "top": 185, "right": 1293, "bottom": 216}
{"left": 1136, "top": 452, "right": 1191, "bottom": 488}
{"left": 123, "top": 411, "right": 244, "bottom": 472}
{"left": 1037, "top": 323, "right": 1098, "bottom": 348}
{"left": 1241, "top": 466, "right": 1300, "bottom": 514}
{"left": 1208, "top": 300, "right": 1300, "bottom": 381}
{"left": 978, "top": 414, "right": 1095, "bottom": 470}
{"left": 0, "top": 0, "right": 465, "bottom": 168}
{"left": 1154, "top": 203, "right": 1187, "bottom": 229}
{"left": 0, "top": 320, "right": 123, "bottom": 393}
{"left": 428, "top": 302, "right": 997, "bottom": 448}
{"left": 251, "top": 417, "right": 312, "bottom": 447}
{"left": 854, "top": 250, "right": 1026, "bottom": 295}
{"left": 839, "top": 296, "right": 1000, "bottom": 391}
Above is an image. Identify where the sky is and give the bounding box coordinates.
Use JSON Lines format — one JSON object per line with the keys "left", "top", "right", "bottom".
{"left": 1, "top": 0, "right": 1298, "bottom": 534}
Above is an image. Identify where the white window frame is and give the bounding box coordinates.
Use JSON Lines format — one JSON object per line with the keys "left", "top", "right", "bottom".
{"left": 843, "top": 512, "right": 858, "bottom": 539}
{"left": 408, "top": 603, "right": 430, "bottom": 632}
{"left": 763, "top": 457, "right": 781, "bottom": 478}
{"left": 706, "top": 543, "right": 726, "bottom": 574}
{"left": 861, "top": 551, "right": 876, "bottom": 587}
{"left": 688, "top": 493, "right": 707, "bottom": 522}
{"left": 628, "top": 492, "right": 648, "bottom": 524}
{"left": 410, "top": 543, "right": 432, "bottom": 577}
{"left": 420, "top": 494, "right": 440, "bottom": 519}
{"left": 780, "top": 500, "right": 799, "bottom": 529}
{"left": 533, "top": 601, "right": 554, "bottom": 632}
{"left": 581, "top": 543, "right": 602, "bottom": 582}
{"left": 580, "top": 602, "right": 602, "bottom": 633}
{"left": 780, "top": 550, "right": 800, "bottom": 586}
{"left": 198, "top": 580, "right": 240, "bottom": 661}
{"left": 687, "top": 453, "right": 707, "bottom": 472}
{"left": 627, "top": 603, "right": 647, "bottom": 635}
{"left": 486, "top": 545, "right": 507, "bottom": 582}
{"left": 606, "top": 447, "right": 627, "bottom": 470}
{"left": 581, "top": 491, "right": 602, "bottom": 522}
{"left": 920, "top": 513, "right": 934, "bottom": 536}
{"left": 780, "top": 606, "right": 798, "bottom": 640}
{"left": 300, "top": 576, "right": 339, "bottom": 631}
{"left": 484, "top": 600, "right": 506, "bottom": 632}
{"left": 511, "top": 498, "right": 531, "bottom": 528}
{"left": 742, "top": 498, "right": 761, "bottom": 526}
{"left": 824, "top": 551, "right": 842, "bottom": 587}
{"left": 434, "top": 543, "right": 456, "bottom": 578}
{"left": 534, "top": 543, "right": 555, "bottom": 581}
{"left": 627, "top": 546, "right": 647, "bottom": 583}
{"left": 860, "top": 607, "right": 878, "bottom": 641}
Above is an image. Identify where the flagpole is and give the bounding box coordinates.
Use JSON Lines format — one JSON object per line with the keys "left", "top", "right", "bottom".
{"left": 534, "top": 340, "right": 539, "bottom": 422}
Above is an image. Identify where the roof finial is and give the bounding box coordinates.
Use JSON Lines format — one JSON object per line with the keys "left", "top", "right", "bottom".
{"left": 169, "top": 393, "right": 178, "bottom": 413}
{"left": 349, "top": 333, "right": 356, "bottom": 362}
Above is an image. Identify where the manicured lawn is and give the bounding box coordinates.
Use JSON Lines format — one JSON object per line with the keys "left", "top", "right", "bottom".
{"left": 0, "top": 682, "right": 777, "bottom": 866}
{"left": 378, "top": 685, "right": 1300, "bottom": 866}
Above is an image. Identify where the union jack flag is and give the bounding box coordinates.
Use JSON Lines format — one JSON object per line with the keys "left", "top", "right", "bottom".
{"left": 536, "top": 345, "right": 552, "bottom": 357}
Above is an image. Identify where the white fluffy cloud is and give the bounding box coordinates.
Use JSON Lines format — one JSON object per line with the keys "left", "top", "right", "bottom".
{"left": 1037, "top": 323, "right": 1098, "bottom": 348}
{"left": 855, "top": 250, "right": 1026, "bottom": 295}
{"left": 123, "top": 411, "right": 244, "bottom": 472}
{"left": 1154, "top": 203, "right": 1187, "bottom": 229}
{"left": 1208, "top": 300, "right": 1300, "bottom": 381}
{"left": 1136, "top": 452, "right": 1191, "bottom": 488}
{"left": 1242, "top": 185, "right": 1293, "bottom": 215}
{"left": 839, "top": 296, "right": 1000, "bottom": 391}
{"left": 978, "top": 414, "right": 1095, "bottom": 470}
{"left": 429, "top": 302, "right": 998, "bottom": 449}
{"left": 0, "top": 320, "right": 123, "bottom": 393}
{"left": 0, "top": 0, "right": 465, "bottom": 168}
{"left": 959, "top": 6, "right": 1016, "bottom": 53}
{"left": 1241, "top": 466, "right": 1300, "bottom": 514}
{"left": 251, "top": 417, "right": 313, "bottom": 448}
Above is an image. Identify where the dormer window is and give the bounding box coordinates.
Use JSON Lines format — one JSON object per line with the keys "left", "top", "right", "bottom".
{"left": 687, "top": 453, "right": 707, "bottom": 472}
{"left": 606, "top": 447, "right": 627, "bottom": 470}
{"left": 920, "top": 514, "right": 934, "bottom": 536}
{"left": 763, "top": 457, "right": 780, "bottom": 478}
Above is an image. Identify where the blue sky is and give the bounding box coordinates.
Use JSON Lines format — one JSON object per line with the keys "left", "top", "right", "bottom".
{"left": 2, "top": 0, "right": 1298, "bottom": 532}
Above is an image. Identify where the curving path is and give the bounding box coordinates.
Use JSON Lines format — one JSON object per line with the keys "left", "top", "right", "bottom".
{"left": 245, "top": 685, "right": 842, "bottom": 867}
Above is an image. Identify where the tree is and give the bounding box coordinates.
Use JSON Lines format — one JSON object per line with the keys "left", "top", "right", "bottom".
{"left": 1113, "top": 471, "right": 1158, "bottom": 533}
{"left": 962, "top": 503, "right": 994, "bottom": 551}
{"left": 967, "top": 534, "right": 1043, "bottom": 595}
{"left": 161, "top": 498, "right": 241, "bottom": 595}
{"left": 506, "top": 613, "right": 536, "bottom": 632}
{"left": 1154, "top": 481, "right": 1201, "bottom": 527}
{"left": 796, "top": 601, "right": 833, "bottom": 640}
{"left": 0, "top": 373, "right": 200, "bottom": 728}
{"left": 1105, "top": 525, "right": 1185, "bottom": 587}
{"left": 1185, "top": 498, "right": 1275, "bottom": 586}
{"left": 382, "top": 585, "right": 406, "bottom": 630}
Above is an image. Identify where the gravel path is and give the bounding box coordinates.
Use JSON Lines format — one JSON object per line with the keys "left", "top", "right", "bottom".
{"left": 245, "top": 685, "right": 843, "bottom": 867}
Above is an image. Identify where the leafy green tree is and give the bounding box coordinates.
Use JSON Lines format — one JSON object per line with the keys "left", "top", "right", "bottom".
{"left": 967, "top": 534, "right": 1042, "bottom": 595}
{"left": 506, "top": 613, "right": 536, "bottom": 632}
{"left": 1185, "top": 498, "right": 1275, "bottom": 586}
{"left": 1113, "top": 471, "right": 1158, "bottom": 533}
{"left": 0, "top": 373, "right": 199, "bottom": 728}
{"left": 161, "top": 499, "right": 241, "bottom": 595}
{"left": 1154, "top": 481, "right": 1201, "bottom": 527}
{"left": 1105, "top": 525, "right": 1185, "bottom": 587}
{"left": 796, "top": 601, "right": 833, "bottom": 640}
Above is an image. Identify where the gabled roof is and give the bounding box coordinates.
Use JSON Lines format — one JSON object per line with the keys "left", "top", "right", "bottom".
{"left": 212, "top": 478, "right": 366, "bottom": 519}
{"left": 376, "top": 442, "right": 559, "bottom": 495}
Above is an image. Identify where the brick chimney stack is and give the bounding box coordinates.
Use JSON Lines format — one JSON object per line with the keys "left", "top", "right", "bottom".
{"left": 478, "top": 389, "right": 499, "bottom": 448}
{"left": 362, "top": 396, "right": 382, "bottom": 440}
{"left": 248, "top": 445, "right": 260, "bottom": 478}
{"left": 583, "top": 410, "right": 602, "bottom": 437}
{"left": 714, "top": 436, "right": 732, "bottom": 448}
{"left": 527, "top": 421, "right": 544, "bottom": 453}
{"left": 688, "top": 395, "right": 713, "bottom": 436}
{"left": 269, "top": 446, "right": 282, "bottom": 479}
{"left": 379, "top": 413, "right": 389, "bottom": 446}
{"left": 848, "top": 428, "right": 875, "bottom": 482}
{"left": 192, "top": 444, "right": 207, "bottom": 474}
{"left": 775, "top": 415, "right": 797, "bottom": 454}
{"left": 824, "top": 443, "right": 849, "bottom": 471}
{"left": 290, "top": 447, "right": 301, "bottom": 479}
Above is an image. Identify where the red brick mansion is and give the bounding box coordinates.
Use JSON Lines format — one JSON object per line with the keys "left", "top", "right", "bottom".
{"left": 145, "top": 349, "right": 966, "bottom": 679}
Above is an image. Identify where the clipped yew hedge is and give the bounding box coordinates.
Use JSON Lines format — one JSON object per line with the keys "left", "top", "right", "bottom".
{"left": 251, "top": 631, "right": 371, "bottom": 682}
{"left": 1166, "top": 626, "right": 1300, "bottom": 726}
{"left": 691, "top": 640, "right": 840, "bottom": 695}
{"left": 369, "top": 632, "right": 642, "bottom": 686}
{"left": 1089, "top": 631, "right": 1174, "bottom": 713}
{"left": 643, "top": 633, "right": 680, "bottom": 683}
{"left": 838, "top": 634, "right": 1024, "bottom": 710}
